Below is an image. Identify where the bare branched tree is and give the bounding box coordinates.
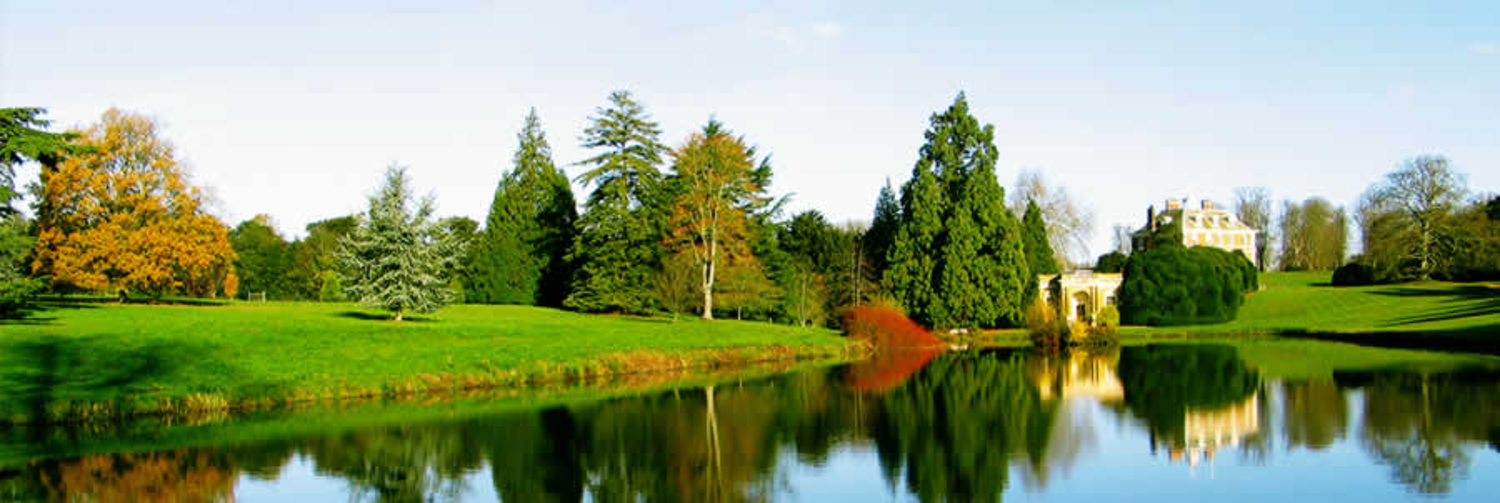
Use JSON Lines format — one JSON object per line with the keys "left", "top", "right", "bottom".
{"left": 1233, "top": 187, "right": 1273, "bottom": 270}
{"left": 1008, "top": 169, "right": 1096, "bottom": 269}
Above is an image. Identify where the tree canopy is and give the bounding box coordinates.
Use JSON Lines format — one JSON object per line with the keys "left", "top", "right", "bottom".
{"left": 666, "top": 119, "right": 771, "bottom": 320}
{"left": 230, "top": 214, "right": 291, "bottom": 299}
{"left": 468, "top": 109, "right": 577, "bottom": 306}
{"left": 31, "top": 109, "right": 236, "bottom": 298}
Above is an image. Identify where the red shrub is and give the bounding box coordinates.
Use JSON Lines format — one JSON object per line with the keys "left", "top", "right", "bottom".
{"left": 842, "top": 305, "right": 943, "bottom": 349}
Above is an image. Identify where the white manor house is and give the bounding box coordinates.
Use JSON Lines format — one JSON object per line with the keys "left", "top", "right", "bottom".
{"left": 1040, "top": 197, "right": 1259, "bottom": 324}
{"left": 1130, "top": 197, "right": 1259, "bottom": 266}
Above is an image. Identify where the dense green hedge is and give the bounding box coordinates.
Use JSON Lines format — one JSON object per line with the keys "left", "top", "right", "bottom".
{"left": 1118, "top": 245, "right": 1257, "bottom": 326}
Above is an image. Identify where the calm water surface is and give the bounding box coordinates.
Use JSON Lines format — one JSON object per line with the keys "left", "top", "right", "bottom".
{"left": 3, "top": 344, "right": 1498, "bottom": 501}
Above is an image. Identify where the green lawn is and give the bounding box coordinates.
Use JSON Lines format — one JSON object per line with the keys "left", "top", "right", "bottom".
{"left": 0, "top": 301, "right": 855, "bottom": 424}
{"left": 1124, "top": 271, "right": 1500, "bottom": 352}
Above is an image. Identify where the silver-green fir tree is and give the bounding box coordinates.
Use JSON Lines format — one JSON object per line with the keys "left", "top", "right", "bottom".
{"left": 338, "top": 164, "right": 460, "bottom": 321}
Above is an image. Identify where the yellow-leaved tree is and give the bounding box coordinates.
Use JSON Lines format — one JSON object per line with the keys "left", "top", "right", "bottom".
{"left": 32, "top": 109, "right": 236, "bottom": 298}
{"left": 667, "top": 119, "right": 772, "bottom": 320}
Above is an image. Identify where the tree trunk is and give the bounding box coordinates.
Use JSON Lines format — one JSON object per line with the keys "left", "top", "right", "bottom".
{"left": 394, "top": 309, "right": 404, "bottom": 322}
{"left": 701, "top": 239, "right": 716, "bottom": 320}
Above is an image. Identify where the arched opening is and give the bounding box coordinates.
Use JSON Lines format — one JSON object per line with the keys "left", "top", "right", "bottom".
{"left": 1072, "top": 291, "right": 1092, "bottom": 323}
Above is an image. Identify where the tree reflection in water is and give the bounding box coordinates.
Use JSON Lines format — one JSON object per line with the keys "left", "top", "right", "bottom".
{"left": 1337, "top": 367, "right": 1500, "bottom": 495}
{"left": 3, "top": 346, "right": 1499, "bottom": 501}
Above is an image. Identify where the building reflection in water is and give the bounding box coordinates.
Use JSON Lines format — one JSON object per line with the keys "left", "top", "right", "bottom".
{"left": 1168, "top": 393, "right": 1261, "bottom": 471}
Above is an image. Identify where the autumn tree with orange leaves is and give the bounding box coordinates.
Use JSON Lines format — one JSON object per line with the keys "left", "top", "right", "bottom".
{"left": 31, "top": 109, "right": 237, "bottom": 298}
{"left": 667, "top": 119, "right": 773, "bottom": 320}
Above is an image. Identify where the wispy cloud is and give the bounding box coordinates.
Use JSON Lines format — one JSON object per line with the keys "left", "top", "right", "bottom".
{"left": 1470, "top": 42, "right": 1500, "bottom": 56}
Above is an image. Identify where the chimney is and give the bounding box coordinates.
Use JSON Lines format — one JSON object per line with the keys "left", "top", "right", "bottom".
{"left": 1147, "top": 206, "right": 1156, "bottom": 230}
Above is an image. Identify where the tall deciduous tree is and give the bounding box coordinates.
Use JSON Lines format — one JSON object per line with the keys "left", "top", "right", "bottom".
{"left": 1021, "top": 199, "right": 1059, "bottom": 275}
{"left": 666, "top": 119, "right": 770, "bottom": 320}
{"left": 285, "top": 215, "right": 358, "bottom": 300}
{"left": 1278, "top": 197, "right": 1347, "bottom": 271}
{"left": 31, "top": 109, "right": 236, "bottom": 298}
{"left": 468, "top": 109, "right": 577, "bottom": 305}
{"left": 1367, "top": 156, "right": 1467, "bottom": 279}
{"left": 1233, "top": 187, "right": 1273, "bottom": 271}
{"left": 885, "top": 94, "right": 1032, "bottom": 329}
{"left": 230, "top": 214, "right": 290, "bottom": 299}
{"left": 337, "top": 164, "right": 460, "bottom": 321}
{"left": 1008, "top": 169, "right": 1094, "bottom": 269}
{"left": 566, "top": 91, "right": 670, "bottom": 313}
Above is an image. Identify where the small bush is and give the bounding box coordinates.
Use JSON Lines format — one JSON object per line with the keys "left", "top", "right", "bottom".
{"left": 842, "top": 305, "right": 942, "bottom": 349}
{"left": 1094, "top": 305, "right": 1120, "bottom": 333}
{"left": 1026, "top": 302, "right": 1071, "bottom": 348}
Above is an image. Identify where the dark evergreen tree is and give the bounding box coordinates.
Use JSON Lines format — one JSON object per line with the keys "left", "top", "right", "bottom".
{"left": 468, "top": 109, "right": 577, "bottom": 306}
{"left": 864, "top": 179, "right": 900, "bottom": 279}
{"left": 884, "top": 157, "right": 943, "bottom": 323}
{"left": 1094, "top": 251, "right": 1128, "bottom": 273}
{"left": 884, "top": 94, "right": 1032, "bottom": 329}
{"left": 565, "top": 91, "right": 670, "bottom": 313}
{"left": 1021, "top": 199, "right": 1059, "bottom": 275}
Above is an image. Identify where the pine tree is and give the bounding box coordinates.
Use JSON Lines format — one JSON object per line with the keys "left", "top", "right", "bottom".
{"left": 863, "top": 179, "right": 900, "bottom": 279}
{"left": 884, "top": 93, "right": 1032, "bottom": 328}
{"left": 1021, "top": 199, "right": 1059, "bottom": 275}
{"left": 468, "top": 109, "right": 577, "bottom": 305}
{"left": 337, "top": 164, "right": 460, "bottom": 321}
{"left": 565, "top": 91, "right": 670, "bottom": 313}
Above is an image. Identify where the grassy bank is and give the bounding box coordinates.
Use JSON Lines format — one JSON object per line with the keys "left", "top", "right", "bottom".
{"left": 0, "top": 301, "right": 861, "bottom": 424}
{"left": 1123, "top": 271, "right": 1500, "bottom": 353}
{"left": 0, "top": 358, "right": 843, "bottom": 466}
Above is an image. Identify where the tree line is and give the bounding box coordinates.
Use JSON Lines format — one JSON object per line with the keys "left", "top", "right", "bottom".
{"left": 1090, "top": 158, "right": 1495, "bottom": 286}
{"left": 1, "top": 94, "right": 1076, "bottom": 327}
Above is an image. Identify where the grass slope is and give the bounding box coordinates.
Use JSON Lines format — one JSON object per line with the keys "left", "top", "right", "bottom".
{"left": 1126, "top": 271, "right": 1500, "bottom": 352}
{"left": 0, "top": 302, "right": 855, "bottom": 424}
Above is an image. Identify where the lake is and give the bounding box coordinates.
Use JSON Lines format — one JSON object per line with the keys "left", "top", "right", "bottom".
{"left": 2, "top": 343, "right": 1498, "bottom": 501}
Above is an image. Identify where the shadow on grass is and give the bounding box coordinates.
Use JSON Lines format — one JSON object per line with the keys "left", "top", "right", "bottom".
{"left": 1279, "top": 324, "right": 1500, "bottom": 356}
{"left": 0, "top": 336, "right": 205, "bottom": 432}
{"left": 334, "top": 311, "right": 437, "bottom": 323}
{"left": 0, "top": 301, "right": 102, "bottom": 326}
{"left": 1369, "top": 284, "right": 1500, "bottom": 328}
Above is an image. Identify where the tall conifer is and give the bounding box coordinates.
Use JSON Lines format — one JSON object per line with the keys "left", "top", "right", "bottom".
{"left": 337, "top": 165, "right": 460, "bottom": 321}
{"left": 884, "top": 94, "right": 1032, "bottom": 328}
{"left": 864, "top": 179, "right": 900, "bottom": 279}
{"left": 565, "top": 91, "right": 670, "bottom": 313}
{"left": 469, "top": 109, "right": 577, "bottom": 305}
{"left": 1022, "top": 200, "right": 1059, "bottom": 275}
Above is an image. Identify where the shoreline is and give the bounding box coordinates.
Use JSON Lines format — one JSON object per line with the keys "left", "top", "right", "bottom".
{"left": 1, "top": 341, "right": 869, "bottom": 427}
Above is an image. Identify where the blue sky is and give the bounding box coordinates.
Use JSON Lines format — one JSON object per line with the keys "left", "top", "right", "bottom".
{"left": 3, "top": 1, "right": 1496, "bottom": 261}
